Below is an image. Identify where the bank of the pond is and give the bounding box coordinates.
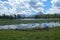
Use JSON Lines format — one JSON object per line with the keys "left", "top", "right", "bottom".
{"left": 0, "top": 18, "right": 60, "bottom": 25}
{"left": 0, "top": 27, "right": 60, "bottom": 40}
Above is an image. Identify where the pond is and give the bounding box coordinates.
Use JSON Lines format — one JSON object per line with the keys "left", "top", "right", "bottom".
{"left": 0, "top": 22, "right": 60, "bottom": 29}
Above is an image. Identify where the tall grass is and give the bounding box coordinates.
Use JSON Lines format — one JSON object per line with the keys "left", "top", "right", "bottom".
{"left": 0, "top": 27, "right": 60, "bottom": 40}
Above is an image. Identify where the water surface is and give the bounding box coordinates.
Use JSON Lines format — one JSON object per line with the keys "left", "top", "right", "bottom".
{"left": 0, "top": 22, "right": 60, "bottom": 29}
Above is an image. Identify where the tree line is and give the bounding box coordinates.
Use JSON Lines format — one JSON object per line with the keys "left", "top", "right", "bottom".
{"left": 35, "top": 14, "right": 60, "bottom": 18}
{"left": 0, "top": 14, "right": 21, "bottom": 19}
{"left": 0, "top": 14, "right": 60, "bottom": 19}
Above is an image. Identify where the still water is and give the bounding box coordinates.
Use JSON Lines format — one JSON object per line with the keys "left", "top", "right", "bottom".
{"left": 0, "top": 22, "right": 60, "bottom": 29}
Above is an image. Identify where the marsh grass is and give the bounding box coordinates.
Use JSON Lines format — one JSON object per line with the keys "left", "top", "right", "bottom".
{"left": 0, "top": 19, "right": 60, "bottom": 25}
{"left": 0, "top": 27, "right": 60, "bottom": 40}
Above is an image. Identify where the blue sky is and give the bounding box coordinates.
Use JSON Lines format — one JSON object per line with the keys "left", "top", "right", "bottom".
{"left": 0, "top": 0, "right": 60, "bottom": 15}
{"left": 43, "top": 0, "right": 52, "bottom": 12}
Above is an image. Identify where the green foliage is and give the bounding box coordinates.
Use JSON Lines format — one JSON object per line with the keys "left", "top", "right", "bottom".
{"left": 34, "top": 14, "right": 60, "bottom": 18}
{"left": 0, "top": 14, "right": 21, "bottom": 19}
{"left": 0, "top": 14, "right": 60, "bottom": 19}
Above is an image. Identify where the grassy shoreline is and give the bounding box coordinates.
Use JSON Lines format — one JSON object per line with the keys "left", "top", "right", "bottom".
{"left": 0, "top": 18, "right": 60, "bottom": 25}
{"left": 0, "top": 27, "right": 60, "bottom": 40}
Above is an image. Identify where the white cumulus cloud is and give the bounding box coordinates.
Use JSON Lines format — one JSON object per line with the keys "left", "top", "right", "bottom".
{"left": 47, "top": 0, "right": 60, "bottom": 14}
{"left": 0, "top": 0, "right": 45, "bottom": 15}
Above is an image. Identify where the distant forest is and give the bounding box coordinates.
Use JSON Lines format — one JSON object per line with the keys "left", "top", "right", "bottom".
{"left": 0, "top": 14, "right": 60, "bottom": 19}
